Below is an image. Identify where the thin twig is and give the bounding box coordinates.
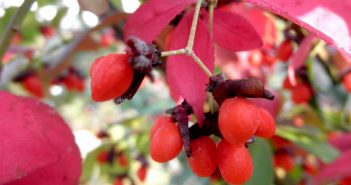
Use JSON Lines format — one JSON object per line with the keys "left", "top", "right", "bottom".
{"left": 161, "top": 49, "right": 187, "bottom": 57}
{"left": 0, "top": 0, "right": 35, "bottom": 65}
{"left": 186, "top": 0, "right": 203, "bottom": 50}
{"left": 188, "top": 51, "right": 213, "bottom": 77}
{"left": 160, "top": 0, "right": 213, "bottom": 78}
{"left": 208, "top": 1, "right": 215, "bottom": 39}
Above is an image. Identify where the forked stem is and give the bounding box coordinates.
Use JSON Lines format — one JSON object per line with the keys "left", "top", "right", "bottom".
{"left": 160, "top": 0, "right": 213, "bottom": 77}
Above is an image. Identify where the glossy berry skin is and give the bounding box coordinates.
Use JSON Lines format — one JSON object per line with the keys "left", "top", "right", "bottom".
{"left": 291, "top": 83, "right": 312, "bottom": 104}
{"left": 187, "top": 136, "right": 217, "bottom": 177}
{"left": 218, "top": 98, "right": 258, "bottom": 146}
{"left": 150, "top": 123, "right": 182, "bottom": 162}
{"left": 217, "top": 140, "right": 253, "bottom": 184}
{"left": 22, "top": 75, "right": 44, "bottom": 98}
{"left": 255, "top": 107, "right": 276, "bottom": 138}
{"left": 150, "top": 116, "right": 173, "bottom": 139}
{"left": 277, "top": 39, "right": 293, "bottom": 61}
{"left": 137, "top": 166, "right": 147, "bottom": 182}
{"left": 90, "top": 54, "right": 134, "bottom": 102}
{"left": 342, "top": 73, "right": 351, "bottom": 92}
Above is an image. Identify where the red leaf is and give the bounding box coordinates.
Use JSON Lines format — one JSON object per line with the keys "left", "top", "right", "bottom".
{"left": 167, "top": 12, "right": 214, "bottom": 125}
{"left": 329, "top": 133, "right": 351, "bottom": 153}
{"left": 244, "top": 0, "right": 351, "bottom": 56}
{"left": 206, "top": 10, "right": 262, "bottom": 51}
{"left": 124, "top": 0, "right": 196, "bottom": 42}
{"left": 220, "top": 3, "right": 277, "bottom": 46}
{"left": 0, "top": 91, "right": 81, "bottom": 185}
{"left": 313, "top": 150, "right": 351, "bottom": 185}
{"left": 288, "top": 34, "right": 314, "bottom": 86}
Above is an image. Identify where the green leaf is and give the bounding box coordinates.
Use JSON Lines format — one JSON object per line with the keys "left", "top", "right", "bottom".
{"left": 276, "top": 126, "right": 339, "bottom": 163}
{"left": 245, "top": 138, "right": 274, "bottom": 185}
{"left": 81, "top": 143, "right": 112, "bottom": 182}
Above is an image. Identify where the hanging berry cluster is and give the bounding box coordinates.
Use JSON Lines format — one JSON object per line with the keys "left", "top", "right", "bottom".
{"left": 147, "top": 74, "right": 276, "bottom": 184}
{"left": 89, "top": 32, "right": 277, "bottom": 183}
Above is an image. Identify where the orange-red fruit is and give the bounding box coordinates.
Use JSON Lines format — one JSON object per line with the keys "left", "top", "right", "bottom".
{"left": 342, "top": 73, "right": 351, "bottom": 92}
{"left": 283, "top": 76, "right": 293, "bottom": 90}
{"left": 137, "top": 166, "right": 147, "bottom": 182}
{"left": 150, "top": 123, "right": 182, "bottom": 162}
{"left": 271, "top": 136, "right": 292, "bottom": 149}
{"left": 291, "top": 83, "right": 312, "bottom": 104}
{"left": 217, "top": 139, "right": 253, "bottom": 184}
{"left": 274, "top": 152, "right": 294, "bottom": 171}
{"left": 96, "top": 151, "right": 108, "bottom": 164}
{"left": 113, "top": 178, "right": 123, "bottom": 185}
{"left": 277, "top": 39, "right": 293, "bottom": 61}
{"left": 90, "top": 54, "right": 134, "bottom": 102}
{"left": 187, "top": 136, "right": 217, "bottom": 177}
{"left": 218, "top": 98, "right": 258, "bottom": 146}
{"left": 64, "top": 75, "right": 85, "bottom": 92}
{"left": 118, "top": 153, "right": 128, "bottom": 167}
{"left": 255, "top": 107, "right": 276, "bottom": 138}
{"left": 22, "top": 75, "right": 44, "bottom": 98}
{"left": 150, "top": 116, "right": 173, "bottom": 139}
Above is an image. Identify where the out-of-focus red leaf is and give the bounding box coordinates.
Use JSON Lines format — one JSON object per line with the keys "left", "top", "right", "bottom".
{"left": 124, "top": 0, "right": 196, "bottom": 42}
{"left": 0, "top": 91, "right": 81, "bottom": 185}
{"left": 220, "top": 3, "right": 277, "bottom": 46}
{"left": 244, "top": 0, "right": 351, "bottom": 56}
{"left": 288, "top": 34, "right": 314, "bottom": 86}
{"left": 206, "top": 10, "right": 262, "bottom": 51}
{"left": 167, "top": 12, "right": 214, "bottom": 125}
{"left": 251, "top": 91, "right": 281, "bottom": 116}
{"left": 329, "top": 133, "right": 351, "bottom": 153}
{"left": 313, "top": 150, "right": 351, "bottom": 185}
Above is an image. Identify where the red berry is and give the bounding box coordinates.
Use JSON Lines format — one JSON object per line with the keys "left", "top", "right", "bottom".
{"left": 187, "top": 136, "right": 217, "bottom": 177}
{"left": 271, "top": 136, "right": 292, "bottom": 149}
{"left": 218, "top": 98, "right": 258, "bottom": 146}
{"left": 113, "top": 178, "right": 123, "bottom": 185}
{"left": 274, "top": 152, "right": 294, "bottom": 171}
{"left": 150, "top": 123, "right": 182, "bottom": 162}
{"left": 22, "top": 75, "right": 44, "bottom": 98}
{"left": 40, "top": 25, "right": 55, "bottom": 38}
{"left": 277, "top": 39, "right": 293, "bottom": 61}
{"left": 217, "top": 139, "right": 253, "bottom": 184}
{"left": 90, "top": 54, "right": 134, "bottom": 101}
{"left": 97, "top": 151, "right": 108, "bottom": 164}
{"left": 137, "top": 166, "right": 148, "bottom": 182}
{"left": 150, "top": 116, "right": 173, "bottom": 139}
{"left": 255, "top": 107, "right": 276, "bottom": 138}
{"left": 342, "top": 73, "right": 351, "bottom": 92}
{"left": 118, "top": 153, "right": 128, "bottom": 167}
{"left": 291, "top": 83, "right": 312, "bottom": 104}
{"left": 283, "top": 76, "right": 293, "bottom": 90}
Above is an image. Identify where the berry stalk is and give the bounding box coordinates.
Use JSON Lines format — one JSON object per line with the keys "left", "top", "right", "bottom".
{"left": 0, "top": 0, "right": 36, "bottom": 64}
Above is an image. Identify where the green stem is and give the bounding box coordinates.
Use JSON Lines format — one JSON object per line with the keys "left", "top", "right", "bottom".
{"left": 186, "top": 0, "right": 203, "bottom": 50}
{"left": 0, "top": 0, "right": 36, "bottom": 65}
